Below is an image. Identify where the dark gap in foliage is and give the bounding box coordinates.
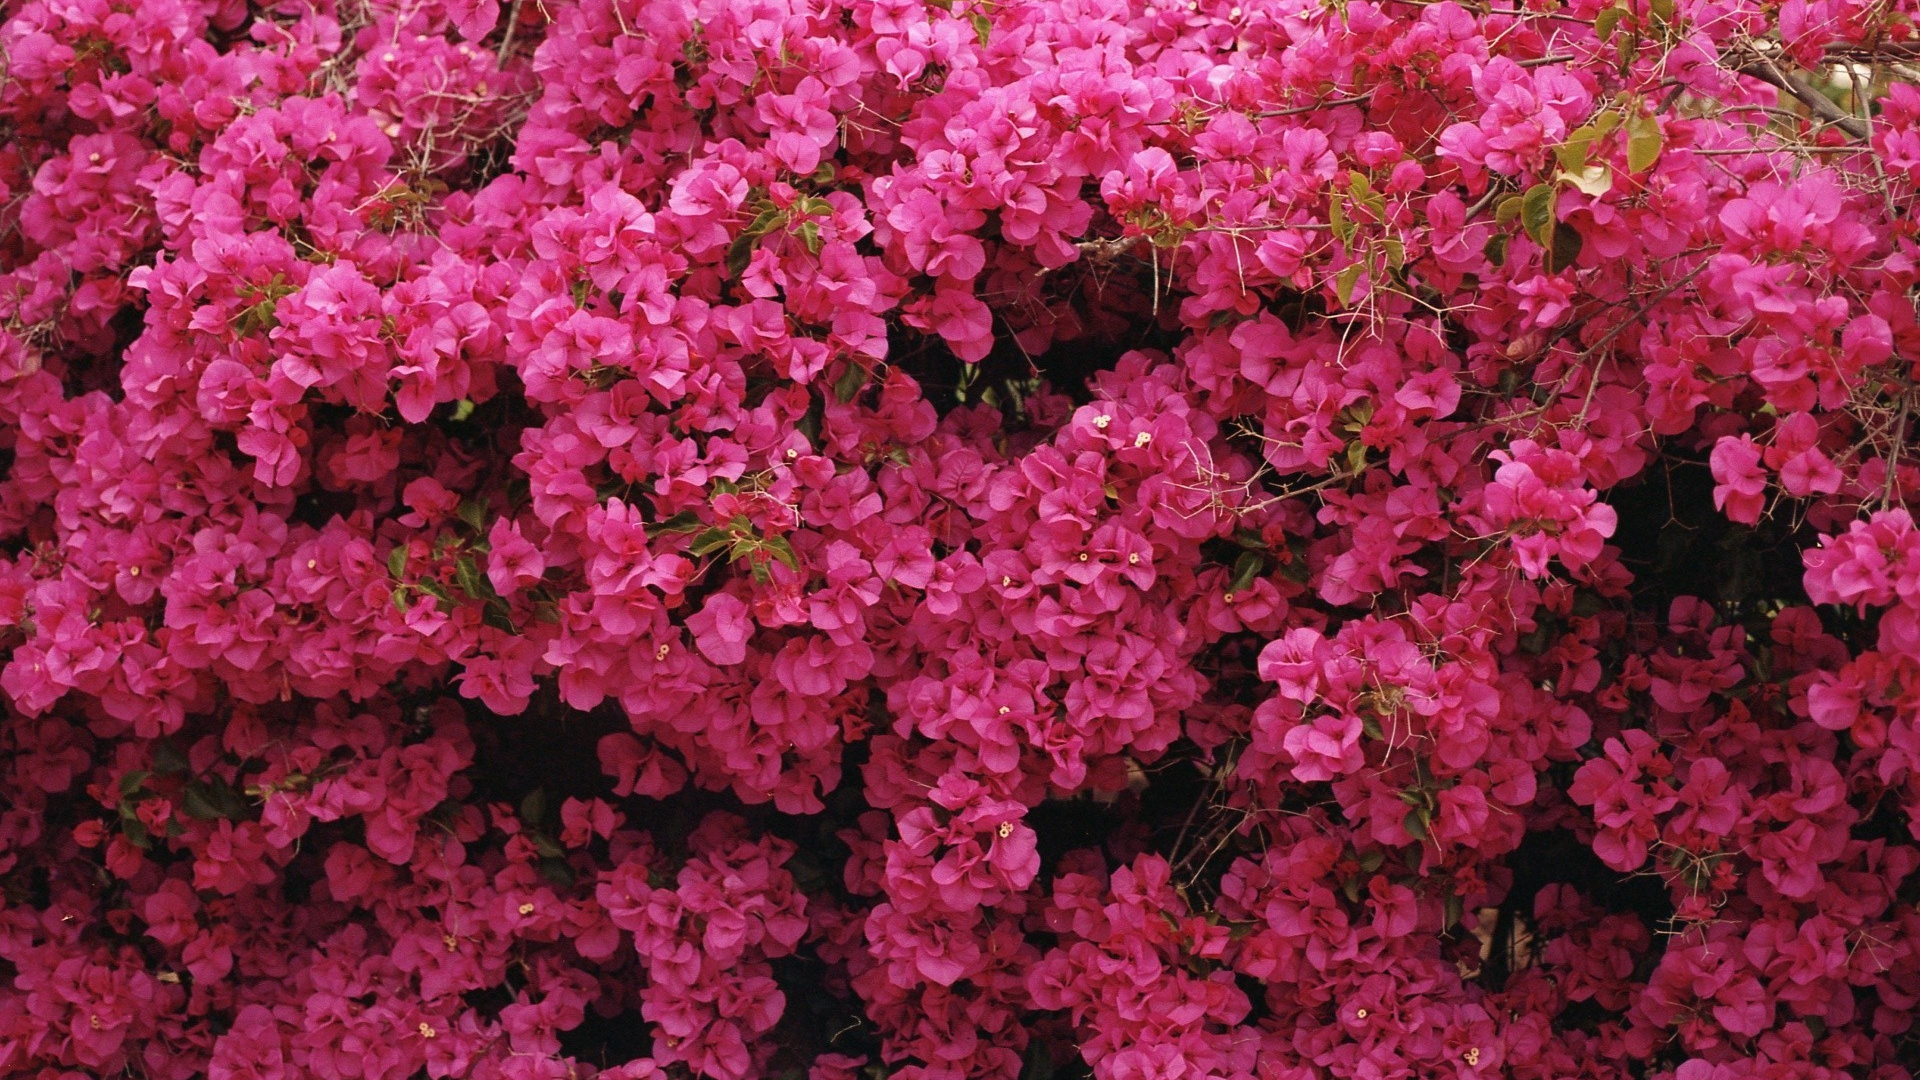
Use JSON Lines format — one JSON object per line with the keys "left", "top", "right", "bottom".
{"left": 1603, "top": 451, "right": 1813, "bottom": 620}
{"left": 1480, "top": 826, "right": 1674, "bottom": 998}
{"left": 557, "top": 1008, "right": 657, "bottom": 1071}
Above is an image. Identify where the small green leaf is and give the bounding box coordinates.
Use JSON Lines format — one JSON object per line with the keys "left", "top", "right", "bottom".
{"left": 416, "top": 577, "right": 456, "bottom": 612}
{"left": 482, "top": 598, "right": 519, "bottom": 635}
{"left": 1357, "top": 849, "right": 1385, "bottom": 872}
{"left": 1494, "top": 194, "right": 1525, "bottom": 226}
{"left": 180, "top": 784, "right": 223, "bottom": 821}
{"left": 1346, "top": 439, "right": 1370, "bottom": 474}
{"left": 742, "top": 204, "right": 785, "bottom": 238}
{"left": 1403, "top": 807, "right": 1429, "bottom": 841}
{"left": 1333, "top": 262, "right": 1364, "bottom": 306}
{"left": 1228, "top": 551, "right": 1264, "bottom": 594}
{"left": 1555, "top": 127, "right": 1597, "bottom": 171}
{"left": 1520, "top": 183, "right": 1556, "bottom": 247}
{"left": 520, "top": 788, "right": 549, "bottom": 827}
{"left": 182, "top": 778, "right": 246, "bottom": 821}
{"left": 796, "top": 220, "right": 822, "bottom": 254}
{"left": 763, "top": 535, "right": 799, "bottom": 572}
{"left": 453, "top": 555, "right": 495, "bottom": 601}
{"left": 450, "top": 398, "right": 476, "bottom": 423}
{"left": 1328, "top": 195, "right": 1354, "bottom": 245}
{"left": 1360, "top": 713, "right": 1384, "bottom": 740}
{"left": 1548, "top": 224, "right": 1584, "bottom": 273}
{"left": 834, "top": 363, "right": 868, "bottom": 404}
{"left": 456, "top": 498, "right": 489, "bottom": 534}
{"left": 153, "top": 740, "right": 190, "bottom": 775}
{"left": 688, "top": 527, "right": 734, "bottom": 558}
{"left": 122, "top": 817, "right": 152, "bottom": 850}
{"left": 531, "top": 832, "right": 567, "bottom": 859}
{"left": 651, "top": 510, "right": 705, "bottom": 534}
{"left": 725, "top": 233, "right": 758, "bottom": 277}
{"left": 539, "top": 857, "right": 576, "bottom": 888}
{"left": 1626, "top": 111, "right": 1664, "bottom": 174}
{"left": 1483, "top": 233, "right": 1510, "bottom": 267}
{"left": 120, "top": 771, "right": 152, "bottom": 798}
{"left": 970, "top": 11, "right": 991, "bottom": 44}
{"left": 1594, "top": 4, "right": 1625, "bottom": 39}
{"left": 387, "top": 546, "right": 409, "bottom": 579}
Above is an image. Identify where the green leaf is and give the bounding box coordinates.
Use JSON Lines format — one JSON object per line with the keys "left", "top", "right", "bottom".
{"left": 1403, "top": 807, "right": 1429, "bottom": 841}
{"left": 1346, "top": 169, "right": 1373, "bottom": 199}
{"left": 742, "top": 204, "right": 785, "bottom": 238}
{"left": 651, "top": 510, "right": 705, "bottom": 534}
{"left": 153, "top": 740, "right": 190, "bottom": 775}
{"left": 453, "top": 555, "right": 494, "bottom": 601}
{"left": 120, "top": 770, "right": 152, "bottom": 798}
{"left": 1548, "top": 224, "right": 1584, "bottom": 273}
{"left": 387, "top": 546, "right": 408, "bottom": 579}
{"left": 1445, "top": 893, "right": 1465, "bottom": 931}
{"left": 1357, "top": 849, "right": 1385, "bottom": 872}
{"left": 416, "top": 577, "right": 456, "bottom": 612}
{"left": 1520, "top": 183, "right": 1556, "bottom": 247}
{"left": 763, "top": 535, "right": 799, "bottom": 573}
{"left": 1228, "top": 551, "right": 1264, "bottom": 594}
{"left": 1483, "top": 233, "right": 1510, "bottom": 267}
{"left": 1328, "top": 195, "right": 1354, "bottom": 245}
{"left": 531, "top": 832, "right": 567, "bottom": 860}
{"left": 180, "top": 783, "right": 223, "bottom": 821}
{"left": 834, "top": 363, "right": 868, "bottom": 404}
{"left": 970, "top": 11, "right": 991, "bottom": 44}
{"left": 796, "top": 220, "right": 822, "bottom": 254}
{"left": 1594, "top": 4, "right": 1625, "bottom": 39}
{"left": 456, "top": 498, "right": 489, "bottom": 534}
{"left": 688, "top": 527, "right": 734, "bottom": 558}
{"left": 122, "top": 816, "right": 152, "bottom": 850}
{"left": 520, "top": 788, "right": 549, "bottom": 827}
{"left": 539, "top": 857, "right": 577, "bottom": 888}
{"left": 725, "top": 233, "right": 758, "bottom": 277}
{"left": 1555, "top": 128, "right": 1597, "bottom": 171}
{"left": 1333, "top": 262, "right": 1364, "bottom": 306}
{"left": 1360, "top": 713, "right": 1384, "bottom": 740}
{"left": 450, "top": 398, "right": 476, "bottom": 423}
{"left": 1494, "top": 194, "right": 1525, "bottom": 226}
{"left": 182, "top": 778, "right": 247, "bottom": 821}
{"left": 482, "top": 598, "right": 519, "bottom": 635}
{"left": 1626, "top": 111, "right": 1664, "bottom": 174}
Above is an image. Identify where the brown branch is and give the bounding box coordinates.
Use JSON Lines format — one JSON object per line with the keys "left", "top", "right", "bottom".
{"left": 1738, "top": 56, "right": 1870, "bottom": 140}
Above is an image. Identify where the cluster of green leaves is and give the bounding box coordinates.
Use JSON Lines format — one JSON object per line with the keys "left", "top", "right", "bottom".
{"left": 115, "top": 739, "right": 250, "bottom": 850}
{"left": 387, "top": 497, "right": 519, "bottom": 633}
{"left": 726, "top": 190, "right": 837, "bottom": 276}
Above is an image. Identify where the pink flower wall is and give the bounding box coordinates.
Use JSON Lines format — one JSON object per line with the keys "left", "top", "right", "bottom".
{"left": 0, "top": 0, "right": 1918, "bottom": 1079}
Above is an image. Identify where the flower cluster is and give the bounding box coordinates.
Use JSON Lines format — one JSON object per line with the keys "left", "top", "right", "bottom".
{"left": 3, "top": 0, "right": 1920, "bottom": 1079}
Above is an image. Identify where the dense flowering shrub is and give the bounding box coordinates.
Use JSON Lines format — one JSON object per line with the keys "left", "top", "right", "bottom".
{"left": 6, "top": 0, "right": 1920, "bottom": 1077}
